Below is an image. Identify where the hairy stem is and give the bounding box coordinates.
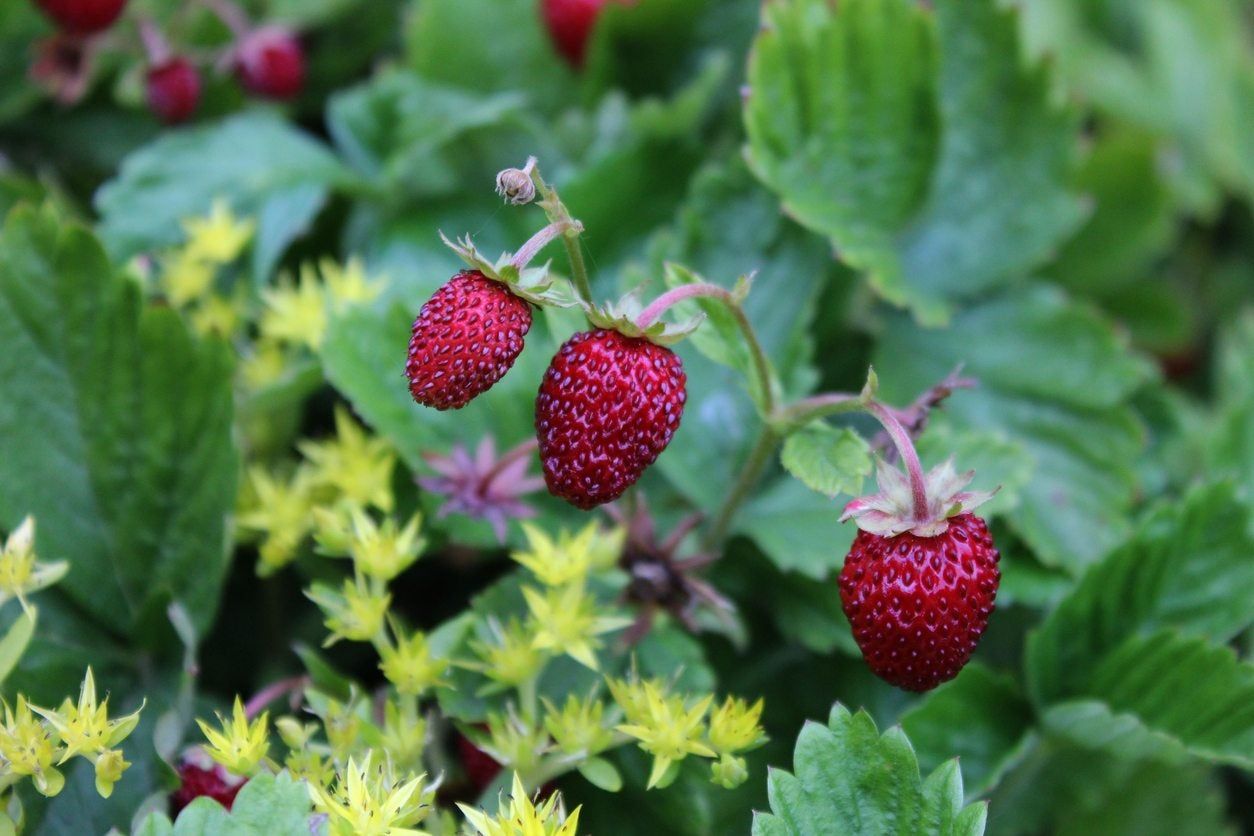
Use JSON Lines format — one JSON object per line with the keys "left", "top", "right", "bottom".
{"left": 201, "top": 0, "right": 250, "bottom": 37}
{"left": 701, "top": 428, "right": 780, "bottom": 551}
{"left": 528, "top": 162, "right": 593, "bottom": 304}
{"left": 244, "top": 675, "right": 309, "bottom": 719}
{"left": 510, "top": 221, "right": 580, "bottom": 272}
{"left": 865, "top": 401, "right": 929, "bottom": 520}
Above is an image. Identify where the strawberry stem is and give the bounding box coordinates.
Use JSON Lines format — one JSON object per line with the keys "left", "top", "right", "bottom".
{"left": 243, "top": 675, "right": 309, "bottom": 719}
{"left": 137, "top": 19, "right": 171, "bottom": 65}
{"left": 510, "top": 220, "right": 581, "bottom": 272}
{"left": 200, "top": 0, "right": 251, "bottom": 38}
{"left": 525, "top": 160, "right": 593, "bottom": 304}
{"left": 865, "top": 401, "right": 930, "bottom": 521}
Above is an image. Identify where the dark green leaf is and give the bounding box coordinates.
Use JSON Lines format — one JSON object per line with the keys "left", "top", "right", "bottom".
{"left": 736, "top": 478, "right": 853, "bottom": 579}
{"left": 780, "top": 424, "right": 872, "bottom": 499}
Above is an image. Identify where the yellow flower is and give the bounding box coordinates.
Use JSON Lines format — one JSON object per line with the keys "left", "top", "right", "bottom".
{"left": 706, "top": 696, "right": 766, "bottom": 755}
{"left": 478, "top": 710, "right": 549, "bottom": 777}
{"left": 346, "top": 510, "right": 425, "bottom": 582}
{"left": 0, "top": 516, "right": 68, "bottom": 611}
{"left": 237, "top": 466, "right": 316, "bottom": 575}
{"left": 196, "top": 697, "right": 270, "bottom": 775}
{"left": 309, "top": 754, "right": 433, "bottom": 836}
{"left": 380, "top": 700, "right": 426, "bottom": 772}
{"left": 31, "top": 668, "right": 143, "bottom": 763}
{"left": 512, "top": 522, "right": 623, "bottom": 588}
{"left": 239, "top": 337, "right": 295, "bottom": 391}
{"left": 307, "top": 577, "right": 391, "bottom": 646}
{"left": 182, "top": 199, "right": 254, "bottom": 265}
{"left": 94, "top": 748, "right": 130, "bottom": 798}
{"left": 458, "top": 772, "right": 581, "bottom": 836}
{"left": 467, "top": 618, "right": 548, "bottom": 692}
{"left": 274, "top": 716, "right": 319, "bottom": 750}
{"left": 522, "top": 583, "right": 629, "bottom": 671}
{"left": 321, "top": 257, "right": 385, "bottom": 310}
{"left": 379, "top": 624, "right": 447, "bottom": 696}
{"left": 299, "top": 407, "right": 396, "bottom": 513}
{"left": 261, "top": 269, "right": 329, "bottom": 350}
{"left": 710, "top": 754, "right": 749, "bottom": 789}
{"left": 542, "top": 694, "right": 615, "bottom": 757}
{"left": 318, "top": 697, "right": 367, "bottom": 759}
{"left": 189, "top": 292, "right": 246, "bottom": 338}
{"left": 0, "top": 696, "right": 63, "bottom": 796}
{"left": 161, "top": 250, "right": 217, "bottom": 308}
{"left": 611, "top": 680, "right": 715, "bottom": 788}
{"left": 285, "top": 748, "right": 335, "bottom": 787}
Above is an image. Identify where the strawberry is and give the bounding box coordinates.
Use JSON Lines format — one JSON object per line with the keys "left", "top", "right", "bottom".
{"left": 454, "top": 729, "right": 502, "bottom": 794}
{"left": 146, "top": 57, "right": 201, "bottom": 125}
{"left": 170, "top": 750, "right": 246, "bottom": 814}
{"left": 535, "top": 328, "right": 686, "bottom": 509}
{"left": 839, "top": 456, "right": 1000, "bottom": 692}
{"left": 540, "top": 0, "right": 630, "bottom": 67}
{"left": 233, "top": 27, "right": 304, "bottom": 100}
{"left": 406, "top": 271, "right": 533, "bottom": 410}
{"left": 33, "top": 0, "right": 127, "bottom": 34}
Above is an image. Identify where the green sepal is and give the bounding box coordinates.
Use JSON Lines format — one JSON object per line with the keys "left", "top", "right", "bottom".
{"left": 439, "top": 231, "right": 578, "bottom": 308}
{"left": 584, "top": 286, "right": 704, "bottom": 347}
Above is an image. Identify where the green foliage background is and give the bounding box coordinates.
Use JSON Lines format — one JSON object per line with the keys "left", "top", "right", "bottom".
{"left": 0, "top": 0, "right": 1252, "bottom": 832}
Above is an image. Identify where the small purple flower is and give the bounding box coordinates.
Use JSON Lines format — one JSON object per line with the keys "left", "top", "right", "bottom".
{"left": 418, "top": 437, "right": 545, "bottom": 543}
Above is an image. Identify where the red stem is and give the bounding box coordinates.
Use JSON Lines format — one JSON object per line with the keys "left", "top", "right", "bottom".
{"left": 865, "top": 401, "right": 929, "bottom": 521}
{"left": 634, "top": 283, "right": 733, "bottom": 330}
{"left": 510, "top": 221, "right": 579, "bottom": 272}
{"left": 244, "top": 675, "right": 308, "bottom": 719}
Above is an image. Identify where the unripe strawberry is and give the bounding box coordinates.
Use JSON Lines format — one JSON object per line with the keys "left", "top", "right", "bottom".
{"left": 170, "top": 750, "right": 246, "bottom": 814}
{"left": 407, "top": 271, "right": 533, "bottom": 410}
{"left": 535, "top": 328, "right": 685, "bottom": 509}
{"left": 540, "top": 0, "right": 631, "bottom": 67}
{"left": 33, "top": 0, "right": 127, "bottom": 35}
{"left": 234, "top": 27, "right": 304, "bottom": 100}
{"left": 146, "top": 57, "right": 201, "bottom": 125}
{"left": 839, "top": 457, "right": 1000, "bottom": 692}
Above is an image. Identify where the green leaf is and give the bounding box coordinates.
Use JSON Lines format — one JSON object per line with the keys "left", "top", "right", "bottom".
{"left": 1027, "top": 482, "right": 1254, "bottom": 703}
{"left": 753, "top": 704, "right": 986, "bottom": 835}
{"left": 0, "top": 207, "right": 237, "bottom": 639}
{"left": 901, "top": 664, "right": 1036, "bottom": 795}
{"left": 745, "top": 0, "right": 1082, "bottom": 323}
{"left": 1044, "top": 631, "right": 1254, "bottom": 768}
{"left": 736, "top": 478, "right": 854, "bottom": 579}
{"left": 780, "top": 425, "right": 871, "bottom": 499}
{"left": 95, "top": 113, "right": 351, "bottom": 279}
{"left": 162, "top": 773, "right": 311, "bottom": 835}
{"left": 874, "top": 284, "right": 1155, "bottom": 573}
{"left": 914, "top": 419, "right": 1033, "bottom": 518}
{"left": 0, "top": 609, "right": 36, "bottom": 688}
{"left": 1207, "top": 312, "right": 1254, "bottom": 510}
{"left": 764, "top": 571, "right": 859, "bottom": 657}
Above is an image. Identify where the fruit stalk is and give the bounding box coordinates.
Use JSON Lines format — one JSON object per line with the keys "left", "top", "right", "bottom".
{"left": 510, "top": 220, "right": 582, "bottom": 272}
{"left": 863, "top": 401, "right": 929, "bottom": 521}
{"left": 200, "top": 0, "right": 249, "bottom": 37}
{"left": 525, "top": 160, "right": 593, "bottom": 304}
{"left": 701, "top": 427, "right": 779, "bottom": 550}
{"left": 136, "top": 18, "right": 169, "bottom": 64}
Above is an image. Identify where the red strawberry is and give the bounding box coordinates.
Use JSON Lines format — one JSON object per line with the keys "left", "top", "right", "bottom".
{"left": 407, "top": 271, "right": 533, "bottom": 410}
{"left": 535, "top": 328, "right": 685, "bottom": 509}
{"left": 234, "top": 27, "right": 305, "bottom": 100}
{"left": 455, "top": 729, "right": 502, "bottom": 794}
{"left": 33, "top": 0, "right": 127, "bottom": 34}
{"left": 839, "top": 513, "right": 999, "bottom": 692}
{"left": 540, "top": 0, "right": 631, "bottom": 67}
{"left": 170, "top": 750, "right": 246, "bottom": 815}
{"left": 146, "top": 57, "right": 201, "bottom": 125}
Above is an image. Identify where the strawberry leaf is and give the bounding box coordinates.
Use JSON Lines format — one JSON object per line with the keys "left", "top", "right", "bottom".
{"left": 745, "top": 0, "right": 1084, "bottom": 324}
{"left": 780, "top": 424, "right": 872, "bottom": 499}
{"left": 753, "top": 704, "right": 987, "bottom": 835}
{"left": 0, "top": 206, "right": 237, "bottom": 640}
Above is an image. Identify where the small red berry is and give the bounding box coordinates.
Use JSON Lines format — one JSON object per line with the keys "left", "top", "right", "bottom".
{"left": 170, "top": 751, "right": 246, "bottom": 815}
{"left": 455, "top": 730, "right": 502, "bottom": 794}
{"left": 146, "top": 57, "right": 201, "bottom": 125}
{"left": 407, "top": 271, "right": 533, "bottom": 410}
{"left": 33, "top": 0, "right": 127, "bottom": 35}
{"left": 540, "top": 0, "right": 631, "bottom": 67}
{"left": 839, "top": 513, "right": 1000, "bottom": 692}
{"left": 535, "top": 328, "right": 685, "bottom": 509}
{"left": 233, "top": 27, "right": 305, "bottom": 100}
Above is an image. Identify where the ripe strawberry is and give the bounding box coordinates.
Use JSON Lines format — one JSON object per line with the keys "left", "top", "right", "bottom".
{"left": 535, "top": 328, "right": 685, "bottom": 509}
{"left": 839, "top": 513, "right": 1000, "bottom": 692}
{"left": 146, "top": 57, "right": 201, "bottom": 125}
{"left": 33, "top": 0, "right": 127, "bottom": 35}
{"left": 170, "top": 751, "right": 246, "bottom": 814}
{"left": 234, "top": 27, "right": 304, "bottom": 100}
{"left": 540, "top": 0, "right": 630, "bottom": 67}
{"left": 407, "top": 271, "right": 533, "bottom": 410}
{"left": 455, "top": 729, "right": 502, "bottom": 794}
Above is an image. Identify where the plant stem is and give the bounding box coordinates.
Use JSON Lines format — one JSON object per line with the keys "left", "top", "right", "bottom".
{"left": 865, "top": 401, "right": 929, "bottom": 520}
{"left": 510, "top": 221, "right": 579, "bottom": 272}
{"left": 701, "top": 428, "right": 780, "bottom": 551}
{"left": 244, "top": 675, "right": 308, "bottom": 719}
{"left": 528, "top": 162, "right": 593, "bottom": 304}
{"left": 773, "top": 392, "right": 865, "bottom": 429}
{"left": 201, "top": 0, "right": 250, "bottom": 37}
{"left": 635, "top": 282, "right": 777, "bottom": 415}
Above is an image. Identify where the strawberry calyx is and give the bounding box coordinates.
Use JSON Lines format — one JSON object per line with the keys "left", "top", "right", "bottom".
{"left": 841, "top": 456, "right": 997, "bottom": 538}
{"left": 440, "top": 231, "right": 576, "bottom": 308}
{"left": 585, "top": 287, "right": 704, "bottom": 347}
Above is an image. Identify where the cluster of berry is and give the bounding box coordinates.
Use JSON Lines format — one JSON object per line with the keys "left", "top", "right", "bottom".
{"left": 30, "top": 0, "right": 305, "bottom": 125}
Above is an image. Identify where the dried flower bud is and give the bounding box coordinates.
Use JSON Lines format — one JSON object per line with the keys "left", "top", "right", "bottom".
{"left": 495, "top": 165, "right": 537, "bottom": 205}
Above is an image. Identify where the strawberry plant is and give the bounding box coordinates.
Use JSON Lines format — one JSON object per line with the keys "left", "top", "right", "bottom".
{"left": 0, "top": 0, "right": 1252, "bottom": 833}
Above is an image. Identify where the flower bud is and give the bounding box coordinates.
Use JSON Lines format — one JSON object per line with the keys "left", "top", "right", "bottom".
{"left": 495, "top": 167, "right": 537, "bottom": 205}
